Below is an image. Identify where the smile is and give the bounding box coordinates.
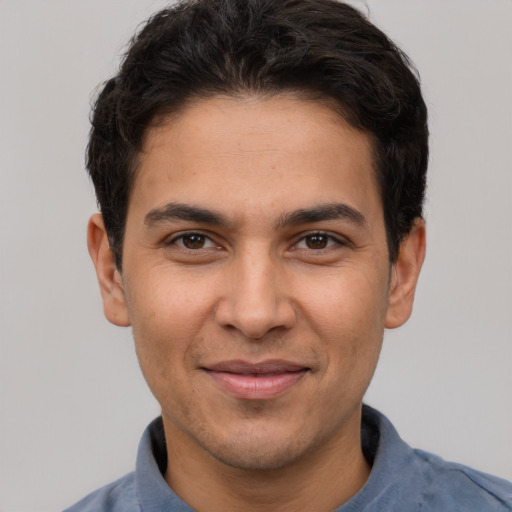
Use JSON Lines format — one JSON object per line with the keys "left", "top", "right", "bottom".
{"left": 202, "top": 360, "right": 310, "bottom": 400}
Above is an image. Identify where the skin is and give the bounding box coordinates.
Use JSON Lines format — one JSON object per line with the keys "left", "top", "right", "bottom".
{"left": 88, "top": 94, "right": 426, "bottom": 511}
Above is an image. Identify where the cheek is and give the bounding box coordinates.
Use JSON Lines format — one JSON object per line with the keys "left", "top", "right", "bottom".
{"left": 131, "top": 265, "right": 217, "bottom": 328}
{"left": 125, "top": 272, "right": 216, "bottom": 381}
{"left": 299, "top": 268, "right": 387, "bottom": 382}
{"left": 301, "top": 266, "right": 389, "bottom": 337}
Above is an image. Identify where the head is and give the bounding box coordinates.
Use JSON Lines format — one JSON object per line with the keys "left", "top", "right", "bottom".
{"left": 87, "top": 0, "right": 428, "bottom": 269}
{"left": 86, "top": 0, "right": 427, "bottom": 490}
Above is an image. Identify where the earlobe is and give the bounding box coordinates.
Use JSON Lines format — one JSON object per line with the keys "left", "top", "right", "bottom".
{"left": 87, "top": 213, "right": 131, "bottom": 327}
{"left": 385, "top": 219, "right": 426, "bottom": 329}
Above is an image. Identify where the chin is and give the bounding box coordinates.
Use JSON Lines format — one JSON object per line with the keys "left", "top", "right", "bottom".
{"left": 199, "top": 426, "right": 314, "bottom": 472}
{"left": 210, "top": 443, "right": 306, "bottom": 472}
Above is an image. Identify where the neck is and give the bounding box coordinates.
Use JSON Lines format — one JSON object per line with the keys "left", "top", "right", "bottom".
{"left": 162, "top": 410, "right": 370, "bottom": 512}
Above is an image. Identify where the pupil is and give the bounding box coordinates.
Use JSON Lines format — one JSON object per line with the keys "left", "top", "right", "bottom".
{"left": 184, "top": 234, "right": 205, "bottom": 249}
{"left": 307, "top": 235, "right": 328, "bottom": 249}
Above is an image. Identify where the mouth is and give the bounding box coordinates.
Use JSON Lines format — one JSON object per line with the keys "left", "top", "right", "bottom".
{"left": 202, "top": 360, "right": 310, "bottom": 400}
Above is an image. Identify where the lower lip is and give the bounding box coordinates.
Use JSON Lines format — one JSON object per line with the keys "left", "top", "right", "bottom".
{"left": 206, "top": 370, "right": 308, "bottom": 400}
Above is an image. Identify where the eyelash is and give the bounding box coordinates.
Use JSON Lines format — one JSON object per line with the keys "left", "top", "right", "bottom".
{"left": 293, "top": 232, "right": 345, "bottom": 251}
{"left": 167, "top": 232, "right": 219, "bottom": 250}
{"left": 166, "top": 231, "right": 345, "bottom": 252}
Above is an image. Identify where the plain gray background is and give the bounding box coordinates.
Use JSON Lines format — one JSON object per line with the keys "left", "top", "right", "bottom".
{"left": 1, "top": 1, "right": 511, "bottom": 510}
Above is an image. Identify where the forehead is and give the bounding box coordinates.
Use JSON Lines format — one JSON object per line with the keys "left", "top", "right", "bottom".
{"left": 130, "top": 94, "right": 381, "bottom": 226}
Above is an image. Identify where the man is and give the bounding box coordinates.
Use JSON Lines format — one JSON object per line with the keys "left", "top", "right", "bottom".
{"left": 66, "top": 0, "right": 512, "bottom": 510}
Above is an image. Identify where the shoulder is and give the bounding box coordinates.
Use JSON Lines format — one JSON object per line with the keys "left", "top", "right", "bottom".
{"left": 63, "top": 472, "right": 139, "bottom": 512}
{"left": 412, "top": 449, "right": 512, "bottom": 510}
{"left": 357, "top": 406, "right": 512, "bottom": 512}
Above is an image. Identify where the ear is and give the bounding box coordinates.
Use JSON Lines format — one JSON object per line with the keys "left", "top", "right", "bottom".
{"left": 385, "top": 219, "right": 426, "bottom": 329}
{"left": 87, "top": 213, "right": 131, "bottom": 327}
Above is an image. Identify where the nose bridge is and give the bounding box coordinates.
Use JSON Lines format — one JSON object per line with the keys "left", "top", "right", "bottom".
{"left": 215, "top": 242, "right": 295, "bottom": 338}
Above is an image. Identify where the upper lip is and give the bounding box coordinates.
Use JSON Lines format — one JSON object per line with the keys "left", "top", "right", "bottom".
{"left": 203, "top": 359, "right": 309, "bottom": 374}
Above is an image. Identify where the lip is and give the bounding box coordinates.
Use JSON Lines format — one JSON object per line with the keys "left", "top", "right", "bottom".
{"left": 202, "top": 359, "right": 310, "bottom": 400}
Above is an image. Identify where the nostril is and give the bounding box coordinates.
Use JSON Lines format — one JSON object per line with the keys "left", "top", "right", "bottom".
{"left": 215, "top": 302, "right": 296, "bottom": 339}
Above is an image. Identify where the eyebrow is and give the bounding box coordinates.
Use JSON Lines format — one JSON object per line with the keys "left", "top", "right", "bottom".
{"left": 144, "top": 202, "right": 228, "bottom": 227}
{"left": 144, "top": 201, "right": 367, "bottom": 230}
{"left": 275, "top": 203, "right": 367, "bottom": 229}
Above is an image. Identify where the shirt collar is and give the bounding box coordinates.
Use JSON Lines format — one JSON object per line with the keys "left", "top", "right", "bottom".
{"left": 134, "top": 405, "right": 412, "bottom": 511}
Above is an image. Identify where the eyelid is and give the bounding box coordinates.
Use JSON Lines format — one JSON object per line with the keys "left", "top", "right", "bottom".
{"left": 166, "top": 230, "right": 220, "bottom": 249}
{"left": 291, "top": 231, "right": 348, "bottom": 250}
{"left": 163, "top": 229, "right": 349, "bottom": 251}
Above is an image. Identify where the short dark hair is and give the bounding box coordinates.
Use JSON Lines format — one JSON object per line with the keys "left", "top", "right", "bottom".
{"left": 87, "top": 0, "right": 428, "bottom": 268}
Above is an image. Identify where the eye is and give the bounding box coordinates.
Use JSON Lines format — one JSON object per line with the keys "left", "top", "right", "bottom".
{"left": 172, "top": 233, "right": 217, "bottom": 250}
{"left": 295, "top": 233, "right": 341, "bottom": 250}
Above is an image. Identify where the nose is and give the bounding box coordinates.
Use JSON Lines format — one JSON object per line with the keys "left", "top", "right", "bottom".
{"left": 215, "top": 250, "right": 296, "bottom": 339}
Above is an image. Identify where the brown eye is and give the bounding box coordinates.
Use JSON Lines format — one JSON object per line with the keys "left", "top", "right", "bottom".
{"left": 181, "top": 234, "right": 207, "bottom": 249}
{"left": 166, "top": 232, "right": 223, "bottom": 262}
{"left": 305, "top": 234, "right": 329, "bottom": 249}
{"left": 170, "top": 232, "right": 217, "bottom": 250}
{"left": 294, "top": 233, "right": 342, "bottom": 251}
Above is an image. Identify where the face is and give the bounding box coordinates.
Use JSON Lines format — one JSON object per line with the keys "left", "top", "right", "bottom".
{"left": 90, "top": 94, "right": 424, "bottom": 472}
